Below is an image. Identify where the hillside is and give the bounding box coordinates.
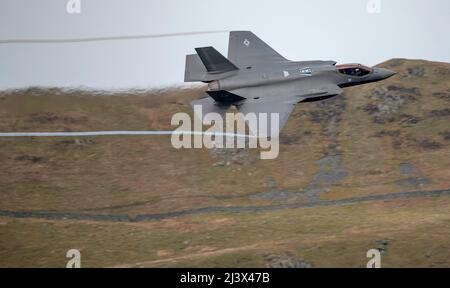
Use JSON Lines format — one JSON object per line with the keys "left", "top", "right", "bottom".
{"left": 0, "top": 59, "right": 449, "bottom": 267}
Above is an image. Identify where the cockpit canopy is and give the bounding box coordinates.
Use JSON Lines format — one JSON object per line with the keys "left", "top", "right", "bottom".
{"left": 337, "top": 64, "right": 373, "bottom": 77}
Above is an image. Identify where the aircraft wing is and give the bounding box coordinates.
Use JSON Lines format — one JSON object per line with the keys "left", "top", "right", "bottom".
{"left": 231, "top": 82, "right": 343, "bottom": 101}
{"left": 228, "top": 31, "right": 287, "bottom": 67}
{"left": 236, "top": 99, "right": 297, "bottom": 138}
{"left": 232, "top": 82, "right": 344, "bottom": 137}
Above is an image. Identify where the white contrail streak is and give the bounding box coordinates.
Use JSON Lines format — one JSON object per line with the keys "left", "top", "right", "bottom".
{"left": 0, "top": 30, "right": 229, "bottom": 44}
{"left": 0, "top": 131, "right": 257, "bottom": 138}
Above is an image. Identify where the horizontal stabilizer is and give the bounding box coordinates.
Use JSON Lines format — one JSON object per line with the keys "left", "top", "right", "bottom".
{"left": 195, "top": 47, "right": 238, "bottom": 74}
{"left": 206, "top": 90, "right": 246, "bottom": 103}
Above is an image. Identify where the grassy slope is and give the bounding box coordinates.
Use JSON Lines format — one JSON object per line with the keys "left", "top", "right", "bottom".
{"left": 0, "top": 59, "right": 449, "bottom": 267}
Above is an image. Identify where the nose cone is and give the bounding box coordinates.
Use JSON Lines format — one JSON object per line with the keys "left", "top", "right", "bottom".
{"left": 377, "top": 68, "right": 396, "bottom": 79}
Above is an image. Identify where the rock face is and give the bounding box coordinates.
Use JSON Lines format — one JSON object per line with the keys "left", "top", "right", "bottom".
{"left": 363, "top": 85, "right": 420, "bottom": 124}
{"left": 376, "top": 239, "right": 391, "bottom": 254}
{"left": 265, "top": 254, "right": 312, "bottom": 268}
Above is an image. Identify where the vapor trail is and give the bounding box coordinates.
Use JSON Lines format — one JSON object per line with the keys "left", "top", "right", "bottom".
{"left": 0, "top": 131, "right": 256, "bottom": 138}
{"left": 0, "top": 30, "right": 229, "bottom": 44}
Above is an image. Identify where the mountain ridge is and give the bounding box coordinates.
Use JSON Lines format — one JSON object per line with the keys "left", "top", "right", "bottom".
{"left": 0, "top": 58, "right": 449, "bottom": 267}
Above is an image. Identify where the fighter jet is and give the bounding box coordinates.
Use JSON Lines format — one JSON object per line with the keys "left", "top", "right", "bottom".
{"left": 184, "top": 31, "right": 396, "bottom": 137}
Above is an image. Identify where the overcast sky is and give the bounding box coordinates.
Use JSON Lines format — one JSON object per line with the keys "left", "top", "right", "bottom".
{"left": 0, "top": 0, "right": 449, "bottom": 90}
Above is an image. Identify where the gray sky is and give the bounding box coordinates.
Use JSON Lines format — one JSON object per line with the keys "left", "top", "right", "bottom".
{"left": 0, "top": 0, "right": 449, "bottom": 90}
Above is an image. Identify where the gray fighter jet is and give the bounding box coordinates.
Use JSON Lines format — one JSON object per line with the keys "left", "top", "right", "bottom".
{"left": 185, "top": 31, "right": 395, "bottom": 137}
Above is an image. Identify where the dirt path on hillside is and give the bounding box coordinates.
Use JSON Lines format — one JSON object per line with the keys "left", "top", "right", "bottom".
{"left": 0, "top": 189, "right": 449, "bottom": 223}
